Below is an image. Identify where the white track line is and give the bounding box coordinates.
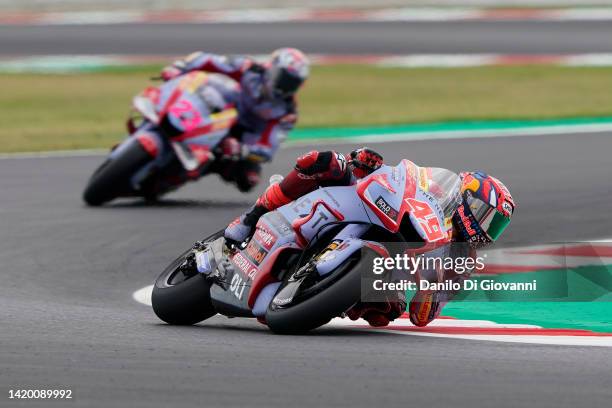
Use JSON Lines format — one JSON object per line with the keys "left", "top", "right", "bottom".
{"left": 350, "top": 329, "right": 612, "bottom": 347}
{"left": 2, "top": 122, "right": 611, "bottom": 160}
{"left": 283, "top": 123, "right": 612, "bottom": 149}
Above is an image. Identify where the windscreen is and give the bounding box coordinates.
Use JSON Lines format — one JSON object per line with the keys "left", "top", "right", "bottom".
{"left": 423, "top": 167, "right": 462, "bottom": 220}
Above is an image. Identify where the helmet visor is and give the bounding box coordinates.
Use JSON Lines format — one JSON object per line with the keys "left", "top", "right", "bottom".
{"left": 467, "top": 196, "right": 511, "bottom": 241}
{"left": 270, "top": 68, "right": 303, "bottom": 96}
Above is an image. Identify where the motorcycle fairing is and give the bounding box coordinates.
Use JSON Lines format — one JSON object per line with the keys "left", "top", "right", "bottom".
{"left": 357, "top": 160, "right": 449, "bottom": 243}
{"left": 276, "top": 186, "right": 372, "bottom": 247}
{"left": 209, "top": 211, "right": 299, "bottom": 316}
{"left": 131, "top": 72, "right": 238, "bottom": 172}
{"left": 314, "top": 237, "right": 381, "bottom": 276}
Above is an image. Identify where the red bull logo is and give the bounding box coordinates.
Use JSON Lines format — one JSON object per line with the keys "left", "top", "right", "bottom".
{"left": 457, "top": 205, "right": 477, "bottom": 236}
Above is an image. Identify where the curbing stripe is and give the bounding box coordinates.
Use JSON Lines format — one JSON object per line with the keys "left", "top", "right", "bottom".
{"left": 131, "top": 284, "right": 612, "bottom": 346}
{"left": 5, "top": 54, "right": 612, "bottom": 73}
{"left": 4, "top": 8, "right": 612, "bottom": 25}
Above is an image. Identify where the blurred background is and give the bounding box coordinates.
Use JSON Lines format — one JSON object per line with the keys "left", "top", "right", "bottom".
{"left": 1, "top": 0, "right": 612, "bottom": 152}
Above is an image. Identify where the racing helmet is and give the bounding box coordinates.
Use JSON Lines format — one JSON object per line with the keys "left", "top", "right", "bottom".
{"left": 265, "top": 48, "right": 310, "bottom": 98}
{"left": 452, "top": 171, "right": 515, "bottom": 247}
{"left": 348, "top": 147, "right": 384, "bottom": 179}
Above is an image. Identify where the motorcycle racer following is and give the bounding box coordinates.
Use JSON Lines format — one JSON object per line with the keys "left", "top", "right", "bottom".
{"left": 224, "top": 148, "right": 516, "bottom": 328}
{"left": 161, "top": 48, "right": 309, "bottom": 191}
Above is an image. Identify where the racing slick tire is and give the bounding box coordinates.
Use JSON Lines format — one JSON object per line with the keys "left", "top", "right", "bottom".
{"left": 265, "top": 251, "right": 367, "bottom": 334}
{"left": 82, "top": 140, "right": 152, "bottom": 206}
{"left": 151, "top": 231, "right": 222, "bottom": 325}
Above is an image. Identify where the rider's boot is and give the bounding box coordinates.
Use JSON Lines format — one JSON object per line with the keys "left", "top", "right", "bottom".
{"left": 224, "top": 182, "right": 292, "bottom": 244}
{"left": 408, "top": 290, "right": 443, "bottom": 327}
{"left": 346, "top": 291, "right": 406, "bottom": 327}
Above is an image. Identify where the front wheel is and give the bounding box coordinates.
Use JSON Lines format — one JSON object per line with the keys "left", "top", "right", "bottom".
{"left": 151, "top": 231, "right": 223, "bottom": 325}
{"left": 83, "top": 140, "right": 152, "bottom": 206}
{"left": 265, "top": 252, "right": 366, "bottom": 334}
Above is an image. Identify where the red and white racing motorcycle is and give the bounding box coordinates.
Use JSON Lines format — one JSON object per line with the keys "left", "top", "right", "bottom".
{"left": 83, "top": 71, "right": 239, "bottom": 206}
{"left": 151, "top": 160, "right": 462, "bottom": 333}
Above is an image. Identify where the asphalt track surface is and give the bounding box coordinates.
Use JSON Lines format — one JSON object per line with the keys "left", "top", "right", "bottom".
{"left": 2, "top": 21, "right": 612, "bottom": 56}
{"left": 2, "top": 132, "right": 612, "bottom": 407}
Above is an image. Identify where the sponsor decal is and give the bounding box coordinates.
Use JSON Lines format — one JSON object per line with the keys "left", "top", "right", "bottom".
{"left": 273, "top": 296, "right": 292, "bottom": 306}
{"left": 316, "top": 240, "right": 341, "bottom": 261}
{"left": 457, "top": 205, "right": 477, "bottom": 236}
{"left": 291, "top": 197, "right": 313, "bottom": 214}
{"left": 231, "top": 252, "right": 258, "bottom": 280}
{"left": 229, "top": 273, "right": 246, "bottom": 300}
{"left": 266, "top": 212, "right": 293, "bottom": 236}
{"left": 179, "top": 72, "right": 208, "bottom": 93}
{"left": 391, "top": 166, "right": 400, "bottom": 182}
{"left": 421, "top": 190, "right": 443, "bottom": 219}
{"left": 418, "top": 167, "right": 429, "bottom": 191}
{"left": 375, "top": 195, "right": 399, "bottom": 220}
{"left": 245, "top": 240, "right": 268, "bottom": 266}
{"left": 253, "top": 226, "right": 277, "bottom": 250}
{"left": 322, "top": 188, "right": 341, "bottom": 207}
{"left": 502, "top": 201, "right": 513, "bottom": 216}
{"left": 404, "top": 160, "right": 417, "bottom": 180}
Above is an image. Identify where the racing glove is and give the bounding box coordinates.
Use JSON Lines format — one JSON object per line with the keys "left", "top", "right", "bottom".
{"left": 218, "top": 137, "right": 242, "bottom": 161}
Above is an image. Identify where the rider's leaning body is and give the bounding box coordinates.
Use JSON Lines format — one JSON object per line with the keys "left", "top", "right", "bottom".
{"left": 161, "top": 48, "right": 309, "bottom": 191}
{"left": 224, "top": 147, "right": 516, "bottom": 327}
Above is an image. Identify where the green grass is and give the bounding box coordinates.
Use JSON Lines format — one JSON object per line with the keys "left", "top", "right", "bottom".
{"left": 2, "top": 64, "right": 612, "bottom": 152}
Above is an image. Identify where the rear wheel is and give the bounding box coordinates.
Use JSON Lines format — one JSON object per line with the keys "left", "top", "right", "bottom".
{"left": 83, "top": 140, "right": 152, "bottom": 206}
{"left": 265, "top": 251, "right": 368, "bottom": 334}
{"left": 151, "top": 231, "right": 223, "bottom": 325}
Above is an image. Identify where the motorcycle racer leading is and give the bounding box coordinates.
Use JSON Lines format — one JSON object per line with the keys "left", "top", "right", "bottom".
{"left": 161, "top": 48, "right": 309, "bottom": 191}
{"left": 223, "top": 147, "right": 516, "bottom": 328}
